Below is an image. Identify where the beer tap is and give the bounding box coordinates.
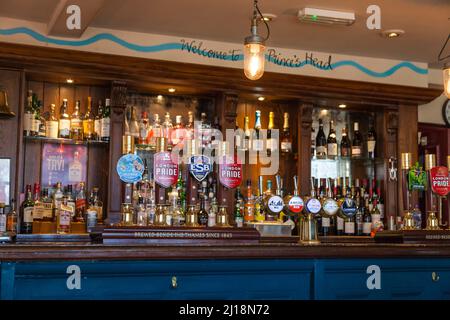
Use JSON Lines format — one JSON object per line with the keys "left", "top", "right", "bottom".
{"left": 425, "top": 154, "right": 440, "bottom": 230}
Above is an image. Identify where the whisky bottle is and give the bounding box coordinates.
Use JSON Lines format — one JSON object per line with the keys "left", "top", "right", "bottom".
{"left": 23, "top": 90, "right": 34, "bottom": 137}
{"left": 74, "top": 182, "right": 87, "bottom": 222}
{"left": 94, "top": 100, "right": 103, "bottom": 141}
{"left": 41, "top": 188, "right": 54, "bottom": 222}
{"left": 172, "top": 115, "right": 185, "bottom": 148}
{"left": 32, "top": 183, "right": 43, "bottom": 222}
{"left": 316, "top": 119, "right": 327, "bottom": 159}
{"left": 70, "top": 100, "right": 83, "bottom": 141}
{"left": 327, "top": 120, "right": 338, "bottom": 159}
{"left": 139, "top": 111, "right": 150, "bottom": 145}
{"left": 7, "top": 199, "right": 17, "bottom": 233}
{"left": 45, "top": 104, "right": 59, "bottom": 139}
{"left": 281, "top": 112, "right": 292, "bottom": 154}
{"left": 83, "top": 97, "right": 95, "bottom": 141}
{"left": 58, "top": 99, "right": 71, "bottom": 139}
{"left": 367, "top": 118, "right": 376, "bottom": 159}
{"left": 68, "top": 151, "right": 83, "bottom": 184}
{"left": 255, "top": 176, "right": 265, "bottom": 222}
{"left": 243, "top": 116, "right": 251, "bottom": 151}
{"left": 20, "top": 185, "right": 34, "bottom": 234}
{"left": 267, "top": 111, "right": 276, "bottom": 156}
{"left": 244, "top": 179, "right": 254, "bottom": 222}
{"left": 57, "top": 197, "right": 72, "bottom": 234}
{"left": 100, "top": 99, "right": 111, "bottom": 142}
{"left": 252, "top": 110, "right": 263, "bottom": 152}
{"left": 37, "top": 101, "right": 46, "bottom": 137}
{"left": 340, "top": 126, "right": 351, "bottom": 158}
{"left": 351, "top": 122, "right": 363, "bottom": 158}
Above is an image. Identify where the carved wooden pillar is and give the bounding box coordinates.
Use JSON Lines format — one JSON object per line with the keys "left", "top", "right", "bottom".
{"left": 216, "top": 92, "right": 238, "bottom": 223}
{"left": 106, "top": 80, "right": 127, "bottom": 224}
{"left": 297, "top": 103, "right": 313, "bottom": 196}
{"left": 379, "top": 107, "right": 399, "bottom": 228}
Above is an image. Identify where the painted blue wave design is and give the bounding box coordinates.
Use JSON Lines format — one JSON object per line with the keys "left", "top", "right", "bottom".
{"left": 0, "top": 27, "right": 428, "bottom": 76}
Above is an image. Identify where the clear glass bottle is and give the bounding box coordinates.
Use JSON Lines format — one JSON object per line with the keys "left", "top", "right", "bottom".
{"left": 83, "top": 97, "right": 95, "bottom": 141}
{"left": 136, "top": 196, "right": 147, "bottom": 226}
{"left": 37, "top": 100, "right": 46, "bottom": 137}
{"left": 46, "top": 103, "right": 59, "bottom": 139}
{"left": 149, "top": 114, "right": 162, "bottom": 149}
{"left": 58, "top": 99, "right": 71, "bottom": 139}
{"left": 163, "top": 112, "right": 173, "bottom": 149}
{"left": 139, "top": 111, "right": 150, "bottom": 145}
{"left": 94, "top": 100, "right": 103, "bottom": 141}
{"left": 70, "top": 100, "right": 83, "bottom": 141}
{"left": 57, "top": 197, "right": 72, "bottom": 234}
{"left": 31, "top": 93, "right": 40, "bottom": 137}
{"left": 172, "top": 115, "right": 185, "bottom": 148}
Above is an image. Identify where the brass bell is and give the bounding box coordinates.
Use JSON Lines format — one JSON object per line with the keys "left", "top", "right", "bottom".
{"left": 0, "top": 86, "right": 15, "bottom": 119}
{"left": 426, "top": 212, "right": 441, "bottom": 230}
{"left": 299, "top": 213, "right": 320, "bottom": 244}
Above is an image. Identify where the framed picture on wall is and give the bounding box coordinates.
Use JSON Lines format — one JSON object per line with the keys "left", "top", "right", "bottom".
{"left": 0, "top": 158, "right": 10, "bottom": 205}
{"left": 41, "top": 143, "right": 88, "bottom": 191}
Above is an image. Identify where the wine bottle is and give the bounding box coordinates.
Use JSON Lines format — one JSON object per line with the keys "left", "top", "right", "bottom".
{"left": 316, "top": 119, "right": 327, "bottom": 159}
{"left": 281, "top": 112, "right": 292, "bottom": 154}
{"left": 20, "top": 185, "right": 34, "bottom": 234}
{"left": 327, "top": 120, "right": 337, "bottom": 159}
{"left": 253, "top": 110, "right": 263, "bottom": 152}
{"left": 351, "top": 122, "right": 363, "bottom": 158}
{"left": 340, "top": 126, "right": 351, "bottom": 158}
{"left": 367, "top": 118, "right": 376, "bottom": 159}
{"left": 267, "top": 112, "right": 275, "bottom": 157}
{"left": 58, "top": 99, "right": 71, "bottom": 139}
{"left": 23, "top": 90, "right": 34, "bottom": 137}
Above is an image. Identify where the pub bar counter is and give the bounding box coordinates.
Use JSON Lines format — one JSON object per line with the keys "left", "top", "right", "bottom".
{"left": 0, "top": 32, "right": 448, "bottom": 299}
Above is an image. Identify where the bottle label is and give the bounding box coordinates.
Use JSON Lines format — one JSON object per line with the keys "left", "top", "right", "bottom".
{"left": 59, "top": 208, "right": 72, "bottom": 226}
{"left": 86, "top": 210, "right": 98, "bottom": 229}
{"left": 322, "top": 217, "right": 331, "bottom": 227}
{"left": 244, "top": 205, "right": 254, "bottom": 221}
{"left": 83, "top": 120, "right": 94, "bottom": 135}
{"left": 341, "top": 147, "right": 350, "bottom": 157}
{"left": 32, "top": 118, "right": 40, "bottom": 133}
{"left": 94, "top": 119, "right": 101, "bottom": 137}
{"left": 367, "top": 141, "right": 376, "bottom": 154}
{"left": 305, "top": 198, "right": 321, "bottom": 215}
{"left": 281, "top": 141, "right": 292, "bottom": 152}
{"left": 23, "top": 207, "right": 33, "bottom": 223}
{"left": 23, "top": 113, "right": 34, "bottom": 132}
{"left": 267, "top": 138, "right": 277, "bottom": 151}
{"left": 371, "top": 213, "right": 381, "bottom": 224}
{"left": 345, "top": 221, "right": 355, "bottom": 234}
{"left": 351, "top": 146, "right": 362, "bottom": 156}
{"left": 33, "top": 204, "right": 44, "bottom": 220}
{"left": 208, "top": 214, "right": 216, "bottom": 227}
{"left": 323, "top": 198, "right": 339, "bottom": 216}
{"left": 316, "top": 146, "right": 327, "bottom": 155}
{"left": 337, "top": 216, "right": 344, "bottom": 230}
{"left": 46, "top": 121, "right": 59, "bottom": 138}
{"left": 268, "top": 195, "right": 284, "bottom": 213}
{"left": 71, "top": 118, "right": 81, "bottom": 128}
{"left": 327, "top": 143, "right": 338, "bottom": 156}
{"left": 363, "top": 222, "right": 372, "bottom": 234}
{"left": 288, "top": 196, "right": 304, "bottom": 213}
{"left": 101, "top": 118, "right": 110, "bottom": 138}
{"left": 253, "top": 139, "right": 264, "bottom": 151}
{"left": 0, "top": 214, "right": 6, "bottom": 232}
{"left": 59, "top": 119, "right": 71, "bottom": 136}
{"left": 76, "top": 198, "right": 86, "bottom": 211}
{"left": 235, "top": 216, "right": 244, "bottom": 228}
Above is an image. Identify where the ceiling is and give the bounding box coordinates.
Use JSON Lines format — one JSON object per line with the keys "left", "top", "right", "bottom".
{"left": 0, "top": 0, "right": 449, "bottom": 67}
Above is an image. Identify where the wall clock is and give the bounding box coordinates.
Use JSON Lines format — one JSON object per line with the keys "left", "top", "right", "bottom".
{"left": 442, "top": 99, "right": 450, "bottom": 127}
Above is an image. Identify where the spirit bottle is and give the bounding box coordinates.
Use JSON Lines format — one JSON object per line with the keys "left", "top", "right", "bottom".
{"left": 32, "top": 183, "right": 43, "bottom": 222}
{"left": 199, "top": 112, "right": 210, "bottom": 150}
{"left": 68, "top": 151, "right": 83, "bottom": 183}
{"left": 45, "top": 104, "right": 59, "bottom": 139}
{"left": 20, "top": 185, "right": 34, "bottom": 234}
{"left": 57, "top": 197, "right": 72, "bottom": 234}
{"left": 58, "top": 99, "right": 71, "bottom": 139}
{"left": 23, "top": 90, "right": 34, "bottom": 137}
{"left": 198, "top": 194, "right": 208, "bottom": 226}
{"left": 234, "top": 194, "right": 244, "bottom": 228}
{"left": 255, "top": 176, "right": 265, "bottom": 222}
{"left": 139, "top": 111, "right": 150, "bottom": 144}
{"left": 136, "top": 196, "right": 147, "bottom": 226}
{"left": 65, "top": 185, "right": 76, "bottom": 218}
{"left": 243, "top": 116, "right": 251, "bottom": 151}
{"left": 267, "top": 111, "right": 276, "bottom": 157}
{"left": 185, "top": 111, "right": 194, "bottom": 140}
{"left": 315, "top": 119, "right": 327, "bottom": 159}
{"left": 367, "top": 118, "right": 376, "bottom": 159}
{"left": 362, "top": 197, "right": 372, "bottom": 236}
{"left": 244, "top": 179, "right": 254, "bottom": 222}
{"left": 100, "top": 99, "right": 111, "bottom": 142}
{"left": 31, "top": 93, "right": 40, "bottom": 137}
{"left": 351, "top": 122, "right": 363, "bottom": 158}
{"left": 129, "top": 106, "right": 140, "bottom": 143}
{"left": 83, "top": 97, "right": 95, "bottom": 141}
{"left": 340, "top": 126, "right": 351, "bottom": 158}
{"left": 311, "top": 126, "right": 316, "bottom": 158}
{"left": 94, "top": 100, "right": 103, "bottom": 141}
{"left": 89, "top": 187, "right": 103, "bottom": 223}
{"left": 176, "top": 169, "right": 186, "bottom": 214}
{"left": 252, "top": 110, "right": 263, "bottom": 152}
{"left": 74, "top": 182, "right": 87, "bottom": 222}
{"left": 37, "top": 100, "right": 46, "bottom": 137}
{"left": 327, "top": 120, "right": 337, "bottom": 159}
{"left": 281, "top": 112, "right": 292, "bottom": 154}
{"left": 149, "top": 114, "right": 162, "bottom": 149}
{"left": 163, "top": 112, "right": 174, "bottom": 149}
{"left": 6, "top": 199, "right": 17, "bottom": 233}
{"left": 172, "top": 115, "right": 185, "bottom": 147}
{"left": 52, "top": 182, "right": 64, "bottom": 220}
{"left": 0, "top": 203, "right": 7, "bottom": 234}
{"left": 70, "top": 100, "right": 83, "bottom": 141}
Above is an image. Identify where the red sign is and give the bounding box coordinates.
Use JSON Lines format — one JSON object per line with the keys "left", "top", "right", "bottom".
{"left": 154, "top": 152, "right": 178, "bottom": 188}
{"left": 430, "top": 166, "right": 449, "bottom": 196}
{"left": 219, "top": 156, "right": 243, "bottom": 189}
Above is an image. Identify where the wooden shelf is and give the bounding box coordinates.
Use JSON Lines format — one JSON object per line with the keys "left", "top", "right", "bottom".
{"left": 24, "top": 135, "right": 109, "bottom": 147}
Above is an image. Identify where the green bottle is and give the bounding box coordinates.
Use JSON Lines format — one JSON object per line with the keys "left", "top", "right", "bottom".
{"left": 176, "top": 169, "right": 186, "bottom": 214}
{"left": 234, "top": 189, "right": 244, "bottom": 227}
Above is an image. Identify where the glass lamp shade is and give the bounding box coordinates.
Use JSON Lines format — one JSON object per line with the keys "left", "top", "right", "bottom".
{"left": 244, "top": 43, "right": 266, "bottom": 80}
{"left": 444, "top": 64, "right": 450, "bottom": 99}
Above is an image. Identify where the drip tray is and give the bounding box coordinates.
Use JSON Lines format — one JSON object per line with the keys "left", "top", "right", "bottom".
{"left": 246, "top": 222, "right": 293, "bottom": 237}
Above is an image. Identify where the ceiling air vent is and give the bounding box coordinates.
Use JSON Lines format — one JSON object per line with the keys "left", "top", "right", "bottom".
{"left": 298, "top": 8, "right": 356, "bottom": 26}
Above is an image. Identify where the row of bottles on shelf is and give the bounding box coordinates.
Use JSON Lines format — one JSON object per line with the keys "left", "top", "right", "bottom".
{"left": 19, "top": 182, "right": 103, "bottom": 234}
{"left": 312, "top": 119, "right": 376, "bottom": 160}
{"left": 124, "top": 107, "right": 293, "bottom": 154}
{"left": 23, "top": 90, "right": 111, "bottom": 142}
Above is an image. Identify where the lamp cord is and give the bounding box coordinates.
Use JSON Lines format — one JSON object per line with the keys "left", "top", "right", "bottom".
{"left": 254, "top": 0, "right": 270, "bottom": 42}
{"left": 438, "top": 34, "right": 450, "bottom": 61}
